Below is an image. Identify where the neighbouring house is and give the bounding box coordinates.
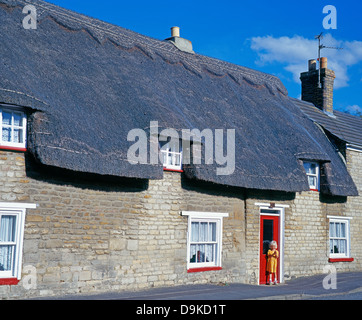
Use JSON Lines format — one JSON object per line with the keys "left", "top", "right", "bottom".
{"left": 0, "top": 0, "right": 361, "bottom": 299}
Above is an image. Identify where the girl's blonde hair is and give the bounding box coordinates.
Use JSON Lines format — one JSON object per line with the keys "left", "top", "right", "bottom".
{"left": 269, "top": 241, "right": 277, "bottom": 249}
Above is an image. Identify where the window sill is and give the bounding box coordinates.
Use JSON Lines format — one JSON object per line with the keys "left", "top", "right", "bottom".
{"left": 0, "top": 146, "right": 27, "bottom": 152}
{"left": 0, "top": 278, "right": 20, "bottom": 286}
{"left": 309, "top": 189, "right": 319, "bottom": 192}
{"left": 163, "top": 168, "right": 184, "bottom": 173}
{"left": 187, "top": 267, "right": 222, "bottom": 273}
{"left": 329, "top": 258, "right": 354, "bottom": 263}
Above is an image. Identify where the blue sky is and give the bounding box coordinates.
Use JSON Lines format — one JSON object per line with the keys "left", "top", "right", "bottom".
{"left": 47, "top": 0, "right": 362, "bottom": 115}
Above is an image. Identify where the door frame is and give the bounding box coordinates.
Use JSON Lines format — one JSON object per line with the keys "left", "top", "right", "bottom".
{"left": 255, "top": 203, "right": 287, "bottom": 285}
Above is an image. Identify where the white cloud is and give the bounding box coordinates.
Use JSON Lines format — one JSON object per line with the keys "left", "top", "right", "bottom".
{"left": 345, "top": 104, "right": 362, "bottom": 115}
{"left": 250, "top": 33, "right": 362, "bottom": 89}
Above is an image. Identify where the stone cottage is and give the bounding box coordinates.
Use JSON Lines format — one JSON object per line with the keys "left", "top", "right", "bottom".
{"left": 0, "top": 0, "right": 361, "bottom": 298}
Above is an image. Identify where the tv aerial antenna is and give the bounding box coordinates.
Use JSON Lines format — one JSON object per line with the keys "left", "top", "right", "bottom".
{"left": 315, "top": 32, "right": 343, "bottom": 87}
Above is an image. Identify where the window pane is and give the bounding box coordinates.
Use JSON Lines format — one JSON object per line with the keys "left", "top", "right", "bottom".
{"left": 340, "top": 223, "right": 346, "bottom": 238}
{"left": 0, "top": 245, "right": 15, "bottom": 271}
{"left": 333, "top": 240, "right": 339, "bottom": 253}
{"left": 162, "top": 152, "right": 167, "bottom": 166}
{"left": 13, "top": 113, "right": 23, "bottom": 127}
{"left": 303, "top": 162, "right": 311, "bottom": 174}
{"left": 13, "top": 129, "right": 23, "bottom": 144}
{"left": 200, "top": 222, "right": 208, "bottom": 242}
{"left": 329, "top": 222, "right": 335, "bottom": 238}
{"left": 174, "top": 153, "right": 181, "bottom": 166}
{"left": 336, "top": 223, "right": 340, "bottom": 237}
{"left": 330, "top": 240, "right": 333, "bottom": 253}
{"left": 209, "top": 222, "right": 216, "bottom": 242}
{"left": 2, "top": 112, "right": 12, "bottom": 125}
{"left": 166, "top": 153, "right": 171, "bottom": 166}
{"left": 0, "top": 215, "right": 17, "bottom": 242}
{"left": 197, "top": 244, "right": 205, "bottom": 263}
{"left": 310, "top": 163, "right": 316, "bottom": 174}
{"left": 191, "top": 222, "right": 199, "bottom": 242}
{"left": 169, "top": 141, "right": 180, "bottom": 153}
{"left": 190, "top": 244, "right": 197, "bottom": 263}
{"left": 304, "top": 162, "right": 317, "bottom": 174}
{"left": 206, "top": 244, "right": 214, "bottom": 263}
{"left": 340, "top": 240, "right": 346, "bottom": 254}
{"left": 2, "top": 127, "right": 11, "bottom": 142}
{"left": 308, "top": 176, "right": 316, "bottom": 187}
{"left": 260, "top": 209, "right": 279, "bottom": 215}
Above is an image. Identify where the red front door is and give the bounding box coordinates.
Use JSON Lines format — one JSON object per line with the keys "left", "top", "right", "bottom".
{"left": 259, "top": 214, "right": 280, "bottom": 285}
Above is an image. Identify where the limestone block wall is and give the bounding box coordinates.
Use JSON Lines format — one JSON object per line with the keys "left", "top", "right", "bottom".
{"left": 0, "top": 149, "right": 361, "bottom": 299}
{"left": 283, "top": 148, "right": 362, "bottom": 277}
{"left": 0, "top": 152, "right": 246, "bottom": 299}
{"left": 242, "top": 180, "right": 361, "bottom": 284}
{"left": 345, "top": 149, "right": 362, "bottom": 270}
{"left": 285, "top": 191, "right": 330, "bottom": 277}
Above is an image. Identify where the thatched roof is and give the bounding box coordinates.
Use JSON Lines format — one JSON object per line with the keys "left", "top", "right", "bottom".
{"left": 0, "top": 0, "right": 358, "bottom": 196}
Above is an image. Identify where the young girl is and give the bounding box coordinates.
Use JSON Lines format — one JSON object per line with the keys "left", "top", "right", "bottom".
{"left": 267, "top": 241, "right": 279, "bottom": 285}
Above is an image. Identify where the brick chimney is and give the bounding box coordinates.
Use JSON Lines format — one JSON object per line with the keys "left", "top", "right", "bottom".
{"left": 300, "top": 57, "right": 335, "bottom": 115}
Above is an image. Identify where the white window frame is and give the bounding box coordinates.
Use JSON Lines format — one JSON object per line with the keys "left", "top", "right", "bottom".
{"left": 328, "top": 216, "right": 352, "bottom": 259}
{"left": 303, "top": 161, "right": 320, "bottom": 191}
{"left": 0, "top": 202, "right": 36, "bottom": 280}
{"left": 0, "top": 107, "right": 27, "bottom": 149}
{"left": 160, "top": 140, "right": 183, "bottom": 171}
{"left": 182, "top": 211, "right": 228, "bottom": 270}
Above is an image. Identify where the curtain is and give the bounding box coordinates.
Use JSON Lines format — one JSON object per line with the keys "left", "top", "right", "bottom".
{"left": 190, "top": 221, "right": 217, "bottom": 264}
{"left": 329, "top": 221, "right": 347, "bottom": 254}
{"left": 1, "top": 111, "right": 12, "bottom": 143}
{"left": 1, "top": 111, "right": 24, "bottom": 144}
{"left": 0, "top": 215, "right": 17, "bottom": 272}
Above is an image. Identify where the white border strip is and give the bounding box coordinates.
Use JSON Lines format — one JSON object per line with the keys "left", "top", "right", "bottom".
{"left": 0, "top": 202, "right": 37, "bottom": 209}
{"left": 327, "top": 215, "right": 353, "bottom": 220}
{"left": 255, "top": 202, "right": 290, "bottom": 208}
{"left": 181, "top": 211, "right": 229, "bottom": 218}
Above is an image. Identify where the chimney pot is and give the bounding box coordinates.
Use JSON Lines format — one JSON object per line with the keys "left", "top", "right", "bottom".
{"left": 171, "top": 26, "right": 180, "bottom": 38}
{"left": 320, "top": 57, "right": 328, "bottom": 69}
{"left": 308, "top": 59, "right": 317, "bottom": 71}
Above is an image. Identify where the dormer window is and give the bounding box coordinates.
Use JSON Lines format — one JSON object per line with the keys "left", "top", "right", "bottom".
{"left": 160, "top": 140, "right": 183, "bottom": 171}
{"left": 0, "top": 107, "right": 27, "bottom": 150}
{"left": 303, "top": 161, "right": 320, "bottom": 191}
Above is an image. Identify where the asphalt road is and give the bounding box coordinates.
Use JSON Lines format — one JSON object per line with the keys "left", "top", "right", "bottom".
{"left": 308, "top": 290, "right": 362, "bottom": 300}
{"left": 33, "top": 271, "right": 362, "bottom": 301}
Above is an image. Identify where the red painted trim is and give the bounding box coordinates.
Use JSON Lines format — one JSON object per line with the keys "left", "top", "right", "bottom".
{"left": 329, "top": 257, "right": 354, "bottom": 263}
{"left": 309, "top": 189, "right": 319, "bottom": 192}
{"left": 187, "top": 267, "right": 222, "bottom": 273}
{"left": 163, "top": 168, "right": 184, "bottom": 173}
{"left": 0, "top": 146, "right": 27, "bottom": 152}
{"left": 0, "top": 278, "right": 20, "bottom": 286}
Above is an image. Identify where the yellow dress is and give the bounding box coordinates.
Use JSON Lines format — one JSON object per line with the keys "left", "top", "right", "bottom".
{"left": 266, "top": 249, "right": 279, "bottom": 273}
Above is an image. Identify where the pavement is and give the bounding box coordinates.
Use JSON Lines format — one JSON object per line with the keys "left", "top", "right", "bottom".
{"left": 36, "top": 271, "right": 362, "bottom": 300}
